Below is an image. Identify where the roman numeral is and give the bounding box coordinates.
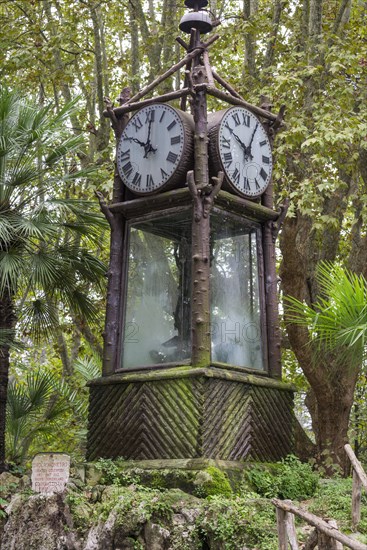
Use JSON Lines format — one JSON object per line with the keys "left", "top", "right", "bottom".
{"left": 132, "top": 116, "right": 143, "bottom": 131}
{"left": 232, "top": 168, "right": 240, "bottom": 185}
{"left": 166, "top": 151, "right": 178, "bottom": 163}
{"left": 171, "top": 135, "right": 181, "bottom": 145}
{"left": 146, "top": 174, "right": 155, "bottom": 187}
{"left": 167, "top": 120, "right": 177, "bottom": 131}
{"left": 161, "top": 168, "right": 168, "bottom": 179}
{"left": 260, "top": 140, "right": 267, "bottom": 147}
{"left": 223, "top": 152, "right": 232, "bottom": 167}
{"left": 132, "top": 172, "right": 141, "bottom": 187}
{"left": 243, "top": 177, "right": 251, "bottom": 191}
{"left": 159, "top": 111, "right": 166, "bottom": 122}
{"left": 225, "top": 122, "right": 233, "bottom": 134}
{"left": 119, "top": 149, "right": 130, "bottom": 162}
{"left": 145, "top": 110, "right": 155, "bottom": 123}
{"left": 262, "top": 155, "right": 270, "bottom": 164}
{"left": 260, "top": 168, "right": 268, "bottom": 181}
{"left": 255, "top": 178, "right": 261, "bottom": 191}
{"left": 242, "top": 113, "right": 250, "bottom": 127}
{"left": 122, "top": 161, "right": 133, "bottom": 178}
{"left": 232, "top": 112, "right": 241, "bottom": 126}
{"left": 221, "top": 136, "right": 231, "bottom": 149}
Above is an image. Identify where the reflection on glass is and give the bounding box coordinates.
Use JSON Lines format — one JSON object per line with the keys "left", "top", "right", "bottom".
{"left": 122, "top": 212, "right": 191, "bottom": 369}
{"left": 211, "top": 214, "right": 264, "bottom": 370}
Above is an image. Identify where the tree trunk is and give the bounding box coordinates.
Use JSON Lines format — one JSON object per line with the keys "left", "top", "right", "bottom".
{"left": 0, "top": 289, "right": 15, "bottom": 472}
{"left": 280, "top": 212, "right": 358, "bottom": 473}
{"left": 309, "top": 373, "right": 358, "bottom": 475}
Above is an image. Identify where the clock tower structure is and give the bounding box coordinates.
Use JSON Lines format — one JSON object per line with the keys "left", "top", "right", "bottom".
{"left": 87, "top": 1, "right": 294, "bottom": 465}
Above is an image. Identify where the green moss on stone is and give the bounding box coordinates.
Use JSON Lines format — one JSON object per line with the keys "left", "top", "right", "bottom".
{"left": 194, "top": 467, "right": 233, "bottom": 498}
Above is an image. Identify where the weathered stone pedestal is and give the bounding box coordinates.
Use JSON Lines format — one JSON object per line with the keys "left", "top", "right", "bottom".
{"left": 87, "top": 366, "right": 294, "bottom": 462}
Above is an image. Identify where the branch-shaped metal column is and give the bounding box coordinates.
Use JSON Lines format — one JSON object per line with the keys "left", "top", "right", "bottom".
{"left": 189, "top": 34, "right": 223, "bottom": 366}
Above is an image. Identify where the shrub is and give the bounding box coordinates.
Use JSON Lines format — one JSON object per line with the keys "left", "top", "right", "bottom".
{"left": 245, "top": 455, "right": 319, "bottom": 500}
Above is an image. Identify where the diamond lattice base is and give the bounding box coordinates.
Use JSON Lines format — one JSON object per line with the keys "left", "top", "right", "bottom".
{"left": 86, "top": 367, "right": 294, "bottom": 462}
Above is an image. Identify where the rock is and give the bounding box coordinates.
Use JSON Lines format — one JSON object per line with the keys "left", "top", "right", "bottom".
{"left": 85, "top": 465, "right": 103, "bottom": 487}
{"left": 144, "top": 522, "right": 170, "bottom": 550}
{"left": 1, "top": 493, "right": 79, "bottom": 550}
{"left": 0, "top": 474, "right": 20, "bottom": 498}
{"left": 18, "top": 475, "right": 31, "bottom": 490}
{"left": 82, "top": 509, "right": 116, "bottom": 550}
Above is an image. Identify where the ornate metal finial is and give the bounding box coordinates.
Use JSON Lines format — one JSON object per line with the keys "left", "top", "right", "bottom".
{"left": 179, "top": 0, "right": 213, "bottom": 34}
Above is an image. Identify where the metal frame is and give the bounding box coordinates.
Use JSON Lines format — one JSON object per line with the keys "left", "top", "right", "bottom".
{"left": 97, "top": 14, "right": 286, "bottom": 379}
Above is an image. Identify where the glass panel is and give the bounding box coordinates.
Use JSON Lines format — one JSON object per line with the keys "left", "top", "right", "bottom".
{"left": 210, "top": 213, "right": 264, "bottom": 370}
{"left": 122, "top": 211, "right": 191, "bottom": 369}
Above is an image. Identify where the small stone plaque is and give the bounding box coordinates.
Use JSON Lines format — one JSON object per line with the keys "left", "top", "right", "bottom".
{"left": 32, "top": 453, "right": 70, "bottom": 494}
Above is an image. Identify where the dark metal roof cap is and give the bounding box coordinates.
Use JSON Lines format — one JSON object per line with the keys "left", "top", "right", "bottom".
{"left": 179, "top": 11, "right": 213, "bottom": 34}
{"left": 184, "top": 0, "right": 208, "bottom": 8}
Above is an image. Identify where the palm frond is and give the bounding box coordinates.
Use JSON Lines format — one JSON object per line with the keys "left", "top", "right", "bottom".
{"left": 49, "top": 95, "right": 81, "bottom": 128}
{"left": 45, "top": 135, "right": 84, "bottom": 166}
{"left": 11, "top": 212, "right": 58, "bottom": 241}
{"left": 62, "top": 287, "right": 100, "bottom": 322}
{"left": 48, "top": 198, "right": 107, "bottom": 227}
{"left": 28, "top": 250, "right": 62, "bottom": 289}
{"left": 19, "top": 297, "right": 59, "bottom": 342}
{"left": 285, "top": 262, "right": 367, "bottom": 365}
{"left": 0, "top": 213, "right": 16, "bottom": 246}
{"left": 25, "top": 369, "right": 56, "bottom": 411}
{"left": 57, "top": 246, "right": 107, "bottom": 285}
{"left": 0, "top": 249, "right": 26, "bottom": 294}
{"left": 0, "top": 329, "right": 24, "bottom": 352}
{"left": 73, "top": 355, "right": 102, "bottom": 383}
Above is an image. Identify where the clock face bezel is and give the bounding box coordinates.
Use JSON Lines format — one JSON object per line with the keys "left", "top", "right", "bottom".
{"left": 213, "top": 106, "right": 273, "bottom": 199}
{"left": 116, "top": 103, "right": 193, "bottom": 196}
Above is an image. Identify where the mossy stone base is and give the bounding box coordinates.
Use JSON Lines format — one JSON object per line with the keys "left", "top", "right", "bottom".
{"left": 87, "top": 366, "right": 294, "bottom": 463}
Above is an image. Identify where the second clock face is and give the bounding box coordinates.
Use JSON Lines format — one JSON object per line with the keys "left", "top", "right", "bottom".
{"left": 117, "top": 104, "right": 186, "bottom": 195}
{"left": 217, "top": 107, "right": 273, "bottom": 198}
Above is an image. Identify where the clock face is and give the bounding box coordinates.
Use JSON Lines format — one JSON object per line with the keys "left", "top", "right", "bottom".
{"left": 117, "top": 104, "right": 186, "bottom": 195}
{"left": 218, "top": 107, "right": 273, "bottom": 198}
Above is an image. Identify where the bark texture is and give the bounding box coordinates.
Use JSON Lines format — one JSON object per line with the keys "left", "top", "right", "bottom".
{"left": 0, "top": 290, "right": 15, "bottom": 472}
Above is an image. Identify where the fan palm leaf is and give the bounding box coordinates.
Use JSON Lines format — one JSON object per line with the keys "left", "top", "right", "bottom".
{"left": 6, "top": 368, "right": 86, "bottom": 464}
{"left": 0, "top": 87, "right": 107, "bottom": 470}
{"left": 285, "top": 262, "right": 367, "bottom": 366}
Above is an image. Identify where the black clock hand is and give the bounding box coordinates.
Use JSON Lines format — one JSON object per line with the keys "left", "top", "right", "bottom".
{"left": 246, "top": 123, "right": 258, "bottom": 160}
{"left": 144, "top": 119, "right": 156, "bottom": 158}
{"left": 147, "top": 118, "right": 153, "bottom": 145}
{"left": 144, "top": 143, "right": 157, "bottom": 158}
{"left": 125, "top": 135, "right": 146, "bottom": 147}
{"left": 232, "top": 132, "right": 248, "bottom": 154}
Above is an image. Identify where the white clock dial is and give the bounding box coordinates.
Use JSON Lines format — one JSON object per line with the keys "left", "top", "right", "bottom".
{"left": 218, "top": 107, "right": 273, "bottom": 198}
{"left": 117, "top": 104, "right": 186, "bottom": 195}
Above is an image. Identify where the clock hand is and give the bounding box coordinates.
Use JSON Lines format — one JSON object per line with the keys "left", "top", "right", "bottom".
{"left": 144, "top": 118, "right": 157, "bottom": 158}
{"left": 232, "top": 131, "right": 247, "bottom": 153}
{"left": 144, "top": 142, "right": 157, "bottom": 158}
{"left": 125, "top": 135, "right": 146, "bottom": 147}
{"left": 147, "top": 118, "right": 153, "bottom": 145}
{"left": 246, "top": 123, "right": 259, "bottom": 160}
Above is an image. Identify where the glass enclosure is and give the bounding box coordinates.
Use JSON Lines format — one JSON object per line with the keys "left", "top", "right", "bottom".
{"left": 210, "top": 210, "right": 265, "bottom": 370}
{"left": 121, "top": 210, "right": 192, "bottom": 369}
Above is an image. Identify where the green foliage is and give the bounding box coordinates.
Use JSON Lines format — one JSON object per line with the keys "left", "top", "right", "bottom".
{"left": 198, "top": 495, "right": 277, "bottom": 550}
{"left": 6, "top": 368, "right": 87, "bottom": 465}
{"left": 286, "top": 262, "right": 367, "bottom": 364}
{"left": 194, "top": 467, "right": 233, "bottom": 498}
{"left": 94, "top": 458, "right": 141, "bottom": 486}
{"left": 309, "top": 478, "right": 367, "bottom": 534}
{"left": 245, "top": 456, "right": 319, "bottom": 500}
